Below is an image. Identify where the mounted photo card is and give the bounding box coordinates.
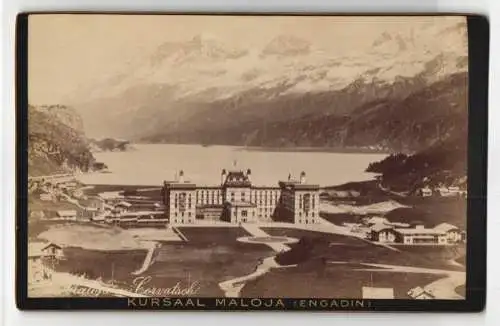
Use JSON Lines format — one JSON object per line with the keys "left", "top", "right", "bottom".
{"left": 16, "top": 13, "right": 488, "bottom": 312}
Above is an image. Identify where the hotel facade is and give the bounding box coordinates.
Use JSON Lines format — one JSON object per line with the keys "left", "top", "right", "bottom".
{"left": 162, "top": 169, "right": 320, "bottom": 225}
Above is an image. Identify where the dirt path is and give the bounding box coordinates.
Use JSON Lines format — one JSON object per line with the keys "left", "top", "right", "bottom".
{"left": 131, "top": 242, "right": 159, "bottom": 275}
{"left": 218, "top": 256, "right": 293, "bottom": 297}
{"left": 241, "top": 224, "right": 291, "bottom": 252}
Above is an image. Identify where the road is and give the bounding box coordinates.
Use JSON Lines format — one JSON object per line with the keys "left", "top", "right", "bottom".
{"left": 377, "top": 183, "right": 408, "bottom": 198}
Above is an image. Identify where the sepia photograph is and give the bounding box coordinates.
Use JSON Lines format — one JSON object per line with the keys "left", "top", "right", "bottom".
{"left": 25, "top": 14, "right": 469, "bottom": 304}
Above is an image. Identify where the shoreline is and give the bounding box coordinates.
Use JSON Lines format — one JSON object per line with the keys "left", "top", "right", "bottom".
{"left": 131, "top": 142, "right": 392, "bottom": 155}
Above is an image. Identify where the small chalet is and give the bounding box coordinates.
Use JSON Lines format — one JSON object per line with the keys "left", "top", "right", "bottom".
{"left": 41, "top": 243, "right": 64, "bottom": 258}
{"left": 370, "top": 224, "right": 397, "bottom": 243}
{"left": 434, "top": 223, "right": 462, "bottom": 243}
{"left": 28, "top": 242, "right": 64, "bottom": 260}
{"left": 419, "top": 187, "right": 433, "bottom": 197}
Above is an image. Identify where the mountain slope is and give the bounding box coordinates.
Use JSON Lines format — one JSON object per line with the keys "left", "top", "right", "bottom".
{"left": 141, "top": 72, "right": 467, "bottom": 152}
{"left": 28, "top": 105, "right": 95, "bottom": 176}
{"left": 366, "top": 133, "right": 467, "bottom": 192}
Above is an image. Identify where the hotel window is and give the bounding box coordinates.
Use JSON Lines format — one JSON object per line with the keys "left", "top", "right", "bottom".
{"left": 242, "top": 210, "right": 248, "bottom": 217}
{"left": 303, "top": 194, "right": 311, "bottom": 211}
{"left": 241, "top": 192, "right": 246, "bottom": 202}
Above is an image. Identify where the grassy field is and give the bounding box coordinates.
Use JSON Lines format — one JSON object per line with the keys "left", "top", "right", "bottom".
{"left": 29, "top": 220, "right": 75, "bottom": 241}
{"left": 322, "top": 180, "right": 467, "bottom": 229}
{"left": 145, "top": 242, "right": 274, "bottom": 296}
{"left": 319, "top": 213, "right": 365, "bottom": 226}
{"left": 263, "top": 227, "right": 464, "bottom": 271}
{"left": 178, "top": 227, "right": 258, "bottom": 245}
{"left": 242, "top": 266, "right": 444, "bottom": 298}
{"left": 55, "top": 247, "right": 147, "bottom": 284}
{"left": 262, "top": 228, "right": 366, "bottom": 246}
{"left": 28, "top": 198, "right": 82, "bottom": 218}
{"left": 386, "top": 197, "right": 467, "bottom": 229}
{"left": 152, "top": 227, "right": 274, "bottom": 296}
{"left": 51, "top": 226, "right": 274, "bottom": 297}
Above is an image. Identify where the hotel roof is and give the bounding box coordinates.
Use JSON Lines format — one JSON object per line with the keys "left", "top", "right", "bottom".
{"left": 223, "top": 171, "right": 252, "bottom": 187}
{"left": 434, "top": 223, "right": 460, "bottom": 232}
{"left": 371, "top": 224, "right": 395, "bottom": 233}
{"left": 163, "top": 182, "right": 197, "bottom": 189}
{"left": 278, "top": 180, "right": 319, "bottom": 190}
{"left": 116, "top": 201, "right": 132, "bottom": 208}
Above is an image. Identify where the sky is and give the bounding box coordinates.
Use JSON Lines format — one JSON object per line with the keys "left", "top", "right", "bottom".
{"left": 28, "top": 14, "right": 467, "bottom": 104}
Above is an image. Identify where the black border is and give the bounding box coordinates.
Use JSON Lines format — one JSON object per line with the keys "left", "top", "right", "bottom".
{"left": 15, "top": 12, "right": 489, "bottom": 312}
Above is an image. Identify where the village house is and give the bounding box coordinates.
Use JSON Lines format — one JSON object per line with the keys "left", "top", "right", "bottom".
{"left": 106, "top": 210, "right": 167, "bottom": 227}
{"left": 29, "top": 210, "right": 45, "bottom": 220}
{"left": 434, "top": 223, "right": 462, "bottom": 243}
{"left": 55, "top": 210, "right": 78, "bottom": 221}
{"left": 98, "top": 192, "right": 126, "bottom": 205}
{"left": 418, "top": 186, "right": 433, "bottom": 197}
{"left": 369, "top": 222, "right": 462, "bottom": 245}
{"left": 434, "top": 186, "right": 467, "bottom": 198}
{"left": 28, "top": 242, "right": 64, "bottom": 282}
{"left": 39, "top": 193, "right": 53, "bottom": 201}
{"left": 80, "top": 196, "right": 106, "bottom": 218}
{"left": 394, "top": 225, "right": 448, "bottom": 245}
{"left": 114, "top": 201, "right": 132, "bottom": 214}
{"left": 41, "top": 243, "right": 64, "bottom": 259}
{"left": 370, "top": 224, "right": 398, "bottom": 243}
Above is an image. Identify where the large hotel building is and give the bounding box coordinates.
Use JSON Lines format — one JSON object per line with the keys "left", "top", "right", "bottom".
{"left": 161, "top": 169, "right": 320, "bottom": 225}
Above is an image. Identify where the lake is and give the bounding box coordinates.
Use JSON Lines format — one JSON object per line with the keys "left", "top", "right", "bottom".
{"left": 77, "top": 144, "right": 387, "bottom": 187}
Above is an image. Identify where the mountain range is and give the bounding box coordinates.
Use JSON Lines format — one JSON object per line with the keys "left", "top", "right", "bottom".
{"left": 67, "top": 20, "right": 468, "bottom": 154}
